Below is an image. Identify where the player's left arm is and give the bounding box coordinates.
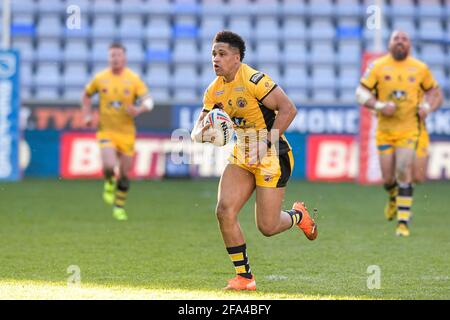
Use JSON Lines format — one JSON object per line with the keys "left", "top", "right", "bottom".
{"left": 419, "top": 68, "right": 444, "bottom": 119}
{"left": 259, "top": 86, "right": 297, "bottom": 145}
{"left": 126, "top": 77, "right": 155, "bottom": 117}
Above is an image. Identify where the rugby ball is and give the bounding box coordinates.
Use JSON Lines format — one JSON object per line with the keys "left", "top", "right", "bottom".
{"left": 203, "top": 108, "right": 234, "bottom": 147}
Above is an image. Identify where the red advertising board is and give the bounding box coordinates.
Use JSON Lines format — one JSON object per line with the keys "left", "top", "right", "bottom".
{"left": 60, "top": 132, "right": 168, "bottom": 179}
{"left": 306, "top": 135, "right": 357, "bottom": 182}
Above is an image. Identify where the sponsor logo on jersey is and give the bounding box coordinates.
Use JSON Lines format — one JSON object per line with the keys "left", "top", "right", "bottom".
{"left": 236, "top": 97, "right": 247, "bottom": 108}
{"left": 215, "top": 90, "right": 224, "bottom": 96}
{"left": 250, "top": 72, "right": 265, "bottom": 84}
{"left": 390, "top": 90, "right": 407, "bottom": 101}
{"left": 235, "top": 87, "right": 245, "bottom": 92}
{"left": 408, "top": 76, "right": 416, "bottom": 83}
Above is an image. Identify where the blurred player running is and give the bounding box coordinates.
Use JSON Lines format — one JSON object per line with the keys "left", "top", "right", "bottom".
{"left": 356, "top": 30, "right": 443, "bottom": 236}
{"left": 81, "top": 42, "right": 154, "bottom": 221}
{"left": 191, "top": 31, "right": 317, "bottom": 291}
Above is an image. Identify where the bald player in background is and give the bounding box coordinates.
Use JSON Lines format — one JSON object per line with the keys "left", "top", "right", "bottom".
{"left": 356, "top": 30, "right": 443, "bottom": 236}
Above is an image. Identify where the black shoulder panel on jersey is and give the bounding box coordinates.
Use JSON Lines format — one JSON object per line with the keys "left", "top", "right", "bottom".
{"left": 249, "top": 72, "right": 265, "bottom": 85}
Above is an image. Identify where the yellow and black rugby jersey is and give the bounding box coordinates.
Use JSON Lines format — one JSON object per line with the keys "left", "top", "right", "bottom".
{"left": 360, "top": 54, "right": 438, "bottom": 135}
{"left": 203, "top": 63, "right": 291, "bottom": 154}
{"left": 85, "top": 67, "right": 148, "bottom": 136}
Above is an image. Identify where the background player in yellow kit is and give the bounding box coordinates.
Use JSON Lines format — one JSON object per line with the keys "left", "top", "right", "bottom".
{"left": 191, "top": 31, "right": 318, "bottom": 291}
{"left": 356, "top": 31, "right": 443, "bottom": 236}
{"left": 81, "top": 43, "right": 154, "bottom": 221}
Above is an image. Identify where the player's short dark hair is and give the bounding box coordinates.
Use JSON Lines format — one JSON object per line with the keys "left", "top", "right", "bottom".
{"left": 213, "top": 30, "right": 246, "bottom": 61}
{"left": 109, "top": 42, "right": 126, "bottom": 52}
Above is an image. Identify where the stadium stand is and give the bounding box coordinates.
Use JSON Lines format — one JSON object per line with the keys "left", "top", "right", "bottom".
{"left": 6, "top": 0, "right": 450, "bottom": 104}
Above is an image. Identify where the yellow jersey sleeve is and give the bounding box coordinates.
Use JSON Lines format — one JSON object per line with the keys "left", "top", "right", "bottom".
{"left": 360, "top": 62, "right": 379, "bottom": 90}
{"left": 85, "top": 75, "right": 98, "bottom": 97}
{"left": 421, "top": 66, "right": 439, "bottom": 91}
{"left": 135, "top": 75, "right": 149, "bottom": 98}
{"left": 247, "top": 71, "right": 277, "bottom": 102}
{"left": 202, "top": 86, "right": 215, "bottom": 113}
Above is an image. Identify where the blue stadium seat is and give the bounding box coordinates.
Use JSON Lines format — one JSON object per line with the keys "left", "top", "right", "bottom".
{"left": 172, "top": 39, "right": 198, "bottom": 64}
{"left": 146, "top": 39, "right": 172, "bottom": 63}
{"left": 63, "top": 63, "right": 88, "bottom": 88}
{"left": 252, "top": 0, "right": 280, "bottom": 16}
{"left": 337, "top": 40, "right": 361, "bottom": 65}
{"left": 388, "top": 0, "right": 416, "bottom": 17}
{"left": 63, "top": 0, "right": 91, "bottom": 15}
{"left": 122, "top": 41, "right": 145, "bottom": 64}
{"left": 91, "top": 40, "right": 111, "bottom": 63}
{"left": 228, "top": 0, "right": 253, "bottom": 16}
{"left": 12, "top": 0, "right": 36, "bottom": 14}
{"left": 173, "top": 65, "right": 198, "bottom": 89}
{"left": 256, "top": 42, "right": 280, "bottom": 64}
{"left": 307, "top": 0, "right": 335, "bottom": 16}
{"left": 417, "top": 0, "right": 443, "bottom": 18}
{"left": 311, "top": 65, "right": 336, "bottom": 89}
{"left": 308, "top": 19, "right": 335, "bottom": 40}
{"left": 64, "top": 15, "right": 90, "bottom": 39}
{"left": 310, "top": 42, "right": 335, "bottom": 64}
{"left": 64, "top": 39, "right": 89, "bottom": 63}
{"left": 338, "top": 66, "right": 360, "bottom": 90}
{"left": 173, "top": 0, "right": 200, "bottom": 15}
{"left": 200, "top": 17, "right": 225, "bottom": 40}
{"left": 418, "top": 19, "right": 445, "bottom": 40}
{"left": 146, "top": 17, "right": 172, "bottom": 40}
{"left": 63, "top": 87, "right": 84, "bottom": 101}
{"left": 36, "top": 0, "right": 65, "bottom": 14}
{"left": 430, "top": 67, "right": 447, "bottom": 89}
{"left": 118, "top": 0, "right": 148, "bottom": 15}
{"left": 37, "top": 15, "right": 62, "bottom": 38}
{"left": 282, "top": 18, "right": 306, "bottom": 40}
{"left": 228, "top": 16, "right": 252, "bottom": 40}
{"left": 255, "top": 17, "right": 280, "bottom": 41}
{"left": 419, "top": 44, "right": 446, "bottom": 66}
{"left": 92, "top": 16, "right": 117, "bottom": 39}
{"left": 173, "top": 88, "right": 199, "bottom": 104}
{"left": 281, "top": 0, "right": 306, "bottom": 16}
{"left": 12, "top": 38, "right": 34, "bottom": 63}
{"left": 202, "top": 0, "right": 229, "bottom": 16}
{"left": 200, "top": 64, "right": 216, "bottom": 89}
{"left": 20, "top": 62, "right": 33, "bottom": 88}
{"left": 283, "top": 65, "right": 308, "bottom": 90}
{"left": 119, "top": 15, "right": 144, "bottom": 40}
{"left": 283, "top": 41, "right": 308, "bottom": 64}
{"left": 11, "top": 13, "right": 36, "bottom": 39}
{"left": 149, "top": 88, "right": 171, "bottom": 104}
{"left": 34, "top": 62, "right": 61, "bottom": 92}
{"left": 335, "top": 0, "right": 362, "bottom": 17}
{"left": 200, "top": 40, "right": 213, "bottom": 63}
{"left": 173, "top": 15, "right": 198, "bottom": 39}
{"left": 392, "top": 18, "right": 417, "bottom": 40}
{"left": 146, "top": 63, "right": 171, "bottom": 88}
{"left": 36, "top": 39, "right": 62, "bottom": 62}
{"left": 92, "top": 0, "right": 117, "bottom": 15}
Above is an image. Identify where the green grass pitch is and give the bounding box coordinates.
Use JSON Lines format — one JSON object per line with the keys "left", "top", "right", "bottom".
{"left": 0, "top": 179, "right": 449, "bottom": 299}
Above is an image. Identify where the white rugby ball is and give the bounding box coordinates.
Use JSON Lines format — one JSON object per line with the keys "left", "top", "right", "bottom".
{"left": 203, "top": 109, "right": 234, "bottom": 147}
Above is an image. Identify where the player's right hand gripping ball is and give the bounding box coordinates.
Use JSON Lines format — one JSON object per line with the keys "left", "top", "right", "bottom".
{"left": 203, "top": 109, "right": 235, "bottom": 147}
